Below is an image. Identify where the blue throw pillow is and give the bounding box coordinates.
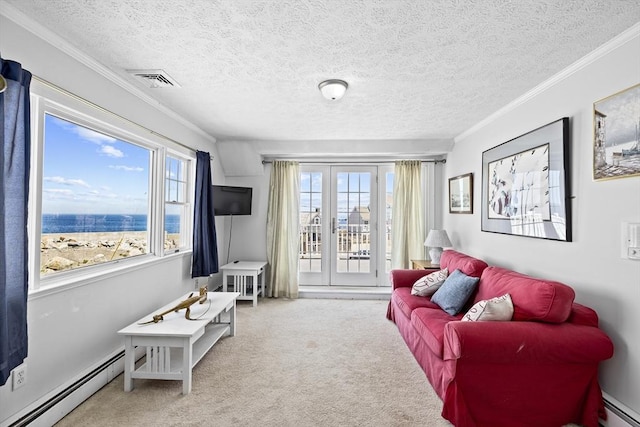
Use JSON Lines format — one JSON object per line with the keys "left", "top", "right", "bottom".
{"left": 431, "top": 269, "right": 480, "bottom": 315}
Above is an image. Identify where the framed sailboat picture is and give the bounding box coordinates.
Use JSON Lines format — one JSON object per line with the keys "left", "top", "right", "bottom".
{"left": 593, "top": 83, "right": 640, "bottom": 181}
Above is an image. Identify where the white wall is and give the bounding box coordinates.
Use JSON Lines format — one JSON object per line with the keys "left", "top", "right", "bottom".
{"left": 0, "top": 13, "right": 226, "bottom": 424}
{"left": 220, "top": 171, "right": 271, "bottom": 264}
{"left": 444, "top": 30, "right": 640, "bottom": 416}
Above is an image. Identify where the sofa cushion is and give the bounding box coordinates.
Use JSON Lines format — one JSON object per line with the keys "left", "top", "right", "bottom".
{"left": 411, "top": 268, "right": 449, "bottom": 296}
{"left": 431, "top": 269, "right": 480, "bottom": 315}
{"left": 411, "top": 307, "right": 462, "bottom": 358}
{"left": 440, "top": 250, "right": 488, "bottom": 278}
{"left": 474, "top": 266, "right": 575, "bottom": 323}
{"left": 462, "top": 293, "right": 513, "bottom": 322}
{"left": 392, "top": 287, "right": 441, "bottom": 319}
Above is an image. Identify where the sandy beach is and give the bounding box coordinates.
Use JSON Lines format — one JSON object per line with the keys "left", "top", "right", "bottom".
{"left": 40, "top": 231, "right": 180, "bottom": 275}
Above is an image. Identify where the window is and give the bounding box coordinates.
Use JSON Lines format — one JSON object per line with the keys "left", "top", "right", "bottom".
{"left": 164, "top": 155, "right": 191, "bottom": 253}
{"left": 40, "top": 113, "right": 152, "bottom": 276}
{"left": 30, "top": 81, "right": 195, "bottom": 290}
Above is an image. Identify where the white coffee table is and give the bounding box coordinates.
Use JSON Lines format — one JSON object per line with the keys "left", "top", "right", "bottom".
{"left": 117, "top": 291, "right": 239, "bottom": 394}
{"left": 220, "top": 261, "right": 267, "bottom": 306}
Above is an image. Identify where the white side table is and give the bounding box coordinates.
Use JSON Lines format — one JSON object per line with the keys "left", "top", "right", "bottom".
{"left": 220, "top": 261, "right": 267, "bottom": 307}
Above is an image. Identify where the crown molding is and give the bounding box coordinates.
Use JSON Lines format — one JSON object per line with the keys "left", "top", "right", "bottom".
{"left": 455, "top": 22, "right": 640, "bottom": 143}
{"left": 0, "top": 1, "right": 216, "bottom": 144}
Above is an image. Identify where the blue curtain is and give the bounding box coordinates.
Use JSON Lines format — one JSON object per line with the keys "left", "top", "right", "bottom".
{"left": 191, "top": 151, "right": 219, "bottom": 277}
{"left": 0, "top": 57, "right": 31, "bottom": 386}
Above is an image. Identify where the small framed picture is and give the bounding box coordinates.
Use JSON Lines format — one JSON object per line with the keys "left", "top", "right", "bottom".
{"left": 449, "top": 173, "right": 473, "bottom": 214}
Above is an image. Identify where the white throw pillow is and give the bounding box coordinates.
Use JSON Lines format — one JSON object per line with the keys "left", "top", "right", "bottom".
{"left": 462, "top": 293, "right": 514, "bottom": 321}
{"left": 411, "top": 268, "right": 449, "bottom": 297}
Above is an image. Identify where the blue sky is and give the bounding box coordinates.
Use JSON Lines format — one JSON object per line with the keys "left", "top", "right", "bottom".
{"left": 42, "top": 114, "right": 150, "bottom": 214}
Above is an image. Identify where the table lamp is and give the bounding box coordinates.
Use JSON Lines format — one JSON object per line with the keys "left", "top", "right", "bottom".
{"left": 424, "top": 229, "right": 452, "bottom": 265}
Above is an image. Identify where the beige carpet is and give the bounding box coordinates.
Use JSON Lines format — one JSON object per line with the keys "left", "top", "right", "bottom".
{"left": 55, "top": 298, "right": 450, "bottom": 427}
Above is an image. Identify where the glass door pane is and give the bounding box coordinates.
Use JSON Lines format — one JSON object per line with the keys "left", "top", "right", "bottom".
{"left": 331, "top": 166, "right": 377, "bottom": 286}
{"left": 299, "top": 171, "right": 323, "bottom": 273}
{"left": 299, "top": 169, "right": 329, "bottom": 285}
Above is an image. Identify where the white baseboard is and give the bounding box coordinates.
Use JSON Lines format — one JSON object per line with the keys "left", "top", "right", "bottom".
{"left": 2, "top": 349, "right": 127, "bottom": 427}
{"left": 601, "top": 393, "right": 640, "bottom": 427}
{"left": 299, "top": 286, "right": 391, "bottom": 300}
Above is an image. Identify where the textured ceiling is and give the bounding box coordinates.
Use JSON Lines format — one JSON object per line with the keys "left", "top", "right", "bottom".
{"left": 3, "top": 0, "right": 640, "bottom": 147}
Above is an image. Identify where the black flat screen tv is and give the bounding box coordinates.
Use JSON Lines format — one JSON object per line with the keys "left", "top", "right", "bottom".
{"left": 212, "top": 185, "right": 252, "bottom": 216}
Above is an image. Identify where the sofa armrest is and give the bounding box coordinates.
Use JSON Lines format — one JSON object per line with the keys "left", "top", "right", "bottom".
{"left": 389, "top": 268, "right": 438, "bottom": 290}
{"left": 568, "top": 303, "right": 600, "bottom": 327}
{"left": 443, "top": 321, "right": 614, "bottom": 364}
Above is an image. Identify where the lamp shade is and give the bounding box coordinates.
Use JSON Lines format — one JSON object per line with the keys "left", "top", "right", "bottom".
{"left": 318, "top": 79, "right": 348, "bottom": 100}
{"left": 424, "top": 229, "right": 452, "bottom": 248}
{"left": 424, "top": 229, "right": 452, "bottom": 265}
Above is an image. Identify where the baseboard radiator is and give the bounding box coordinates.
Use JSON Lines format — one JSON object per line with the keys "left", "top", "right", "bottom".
{"left": 8, "top": 351, "right": 125, "bottom": 427}
{"left": 603, "top": 395, "right": 640, "bottom": 427}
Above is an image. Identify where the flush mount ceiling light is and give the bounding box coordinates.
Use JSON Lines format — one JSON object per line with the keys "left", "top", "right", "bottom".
{"left": 318, "top": 79, "right": 348, "bottom": 100}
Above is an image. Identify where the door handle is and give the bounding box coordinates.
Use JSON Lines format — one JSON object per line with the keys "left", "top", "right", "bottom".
{"left": 332, "top": 217, "right": 336, "bottom": 234}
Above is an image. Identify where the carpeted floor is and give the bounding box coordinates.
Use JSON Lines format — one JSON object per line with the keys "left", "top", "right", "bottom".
{"left": 55, "top": 297, "right": 450, "bottom": 426}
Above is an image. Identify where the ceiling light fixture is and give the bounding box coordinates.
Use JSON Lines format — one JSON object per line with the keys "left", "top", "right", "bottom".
{"left": 318, "top": 79, "right": 348, "bottom": 100}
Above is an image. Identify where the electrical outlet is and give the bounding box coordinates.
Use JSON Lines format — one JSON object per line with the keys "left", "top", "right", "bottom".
{"left": 12, "top": 364, "right": 26, "bottom": 390}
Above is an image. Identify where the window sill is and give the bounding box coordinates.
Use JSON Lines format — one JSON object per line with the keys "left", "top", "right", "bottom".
{"left": 29, "top": 250, "right": 192, "bottom": 301}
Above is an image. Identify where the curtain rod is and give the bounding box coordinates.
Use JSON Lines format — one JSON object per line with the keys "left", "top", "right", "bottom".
{"left": 261, "top": 159, "right": 446, "bottom": 165}
{"left": 31, "top": 75, "right": 202, "bottom": 155}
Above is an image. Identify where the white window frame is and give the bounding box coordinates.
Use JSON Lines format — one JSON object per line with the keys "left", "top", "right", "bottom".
{"left": 163, "top": 151, "right": 194, "bottom": 254}
{"left": 28, "top": 80, "right": 195, "bottom": 294}
{"left": 378, "top": 164, "right": 394, "bottom": 283}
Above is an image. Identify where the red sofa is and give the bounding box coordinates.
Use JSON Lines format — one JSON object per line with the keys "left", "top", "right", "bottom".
{"left": 387, "top": 250, "right": 614, "bottom": 427}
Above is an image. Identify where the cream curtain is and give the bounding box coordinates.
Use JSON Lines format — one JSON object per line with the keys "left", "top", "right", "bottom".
{"left": 391, "top": 160, "right": 425, "bottom": 269}
{"left": 266, "top": 161, "right": 300, "bottom": 298}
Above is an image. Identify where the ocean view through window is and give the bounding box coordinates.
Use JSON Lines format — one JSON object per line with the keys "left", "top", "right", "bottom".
{"left": 40, "top": 114, "right": 154, "bottom": 276}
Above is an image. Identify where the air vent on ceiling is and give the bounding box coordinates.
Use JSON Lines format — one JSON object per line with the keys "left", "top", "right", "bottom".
{"left": 127, "top": 69, "right": 181, "bottom": 88}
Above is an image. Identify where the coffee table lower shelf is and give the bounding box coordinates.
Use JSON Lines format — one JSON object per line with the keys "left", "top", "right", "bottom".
{"left": 130, "top": 323, "right": 229, "bottom": 382}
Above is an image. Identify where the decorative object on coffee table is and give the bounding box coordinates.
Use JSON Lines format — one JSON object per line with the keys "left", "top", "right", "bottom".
{"left": 424, "top": 230, "right": 452, "bottom": 265}
{"left": 138, "top": 286, "right": 208, "bottom": 324}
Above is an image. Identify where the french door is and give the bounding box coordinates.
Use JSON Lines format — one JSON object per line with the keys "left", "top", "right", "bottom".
{"left": 299, "top": 165, "right": 392, "bottom": 286}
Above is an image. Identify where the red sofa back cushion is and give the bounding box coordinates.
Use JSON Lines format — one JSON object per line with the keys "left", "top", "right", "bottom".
{"left": 440, "top": 250, "right": 488, "bottom": 278}
{"left": 475, "top": 266, "right": 575, "bottom": 323}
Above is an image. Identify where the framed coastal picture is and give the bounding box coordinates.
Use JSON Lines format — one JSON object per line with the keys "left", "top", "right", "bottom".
{"left": 448, "top": 173, "right": 473, "bottom": 214}
{"left": 593, "top": 83, "right": 640, "bottom": 181}
{"left": 481, "top": 117, "right": 571, "bottom": 241}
